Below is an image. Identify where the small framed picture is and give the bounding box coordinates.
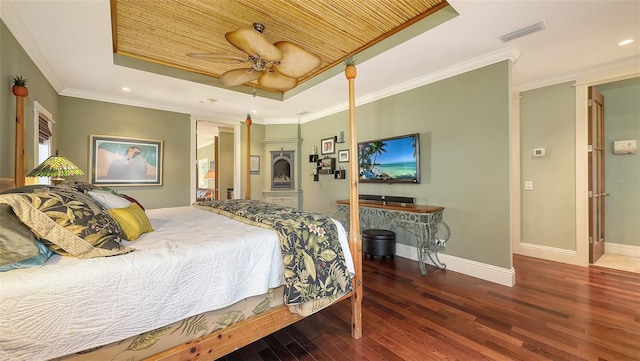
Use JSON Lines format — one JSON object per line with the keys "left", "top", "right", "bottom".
{"left": 250, "top": 155, "right": 260, "bottom": 173}
{"left": 338, "top": 149, "right": 349, "bottom": 162}
{"left": 321, "top": 137, "right": 335, "bottom": 155}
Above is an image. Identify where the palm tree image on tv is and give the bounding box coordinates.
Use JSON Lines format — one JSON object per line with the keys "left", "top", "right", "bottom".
{"left": 358, "top": 134, "right": 419, "bottom": 182}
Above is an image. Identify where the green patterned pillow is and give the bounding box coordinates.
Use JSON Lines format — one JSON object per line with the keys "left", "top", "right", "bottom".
{"left": 0, "top": 189, "right": 132, "bottom": 258}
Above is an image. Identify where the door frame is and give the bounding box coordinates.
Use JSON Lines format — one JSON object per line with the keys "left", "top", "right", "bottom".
{"left": 190, "top": 116, "right": 242, "bottom": 203}
{"left": 588, "top": 87, "right": 606, "bottom": 263}
{"left": 574, "top": 70, "right": 638, "bottom": 266}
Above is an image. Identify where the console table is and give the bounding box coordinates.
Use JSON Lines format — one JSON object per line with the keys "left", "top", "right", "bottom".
{"left": 334, "top": 200, "right": 449, "bottom": 275}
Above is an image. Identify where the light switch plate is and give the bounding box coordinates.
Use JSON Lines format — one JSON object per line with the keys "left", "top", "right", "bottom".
{"left": 524, "top": 181, "right": 533, "bottom": 191}
{"left": 533, "top": 148, "right": 545, "bottom": 157}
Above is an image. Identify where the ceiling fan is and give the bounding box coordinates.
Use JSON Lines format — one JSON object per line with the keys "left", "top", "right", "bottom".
{"left": 188, "top": 23, "right": 322, "bottom": 91}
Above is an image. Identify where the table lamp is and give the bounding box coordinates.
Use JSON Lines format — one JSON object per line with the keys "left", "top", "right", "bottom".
{"left": 27, "top": 153, "right": 85, "bottom": 185}
{"left": 204, "top": 169, "right": 215, "bottom": 199}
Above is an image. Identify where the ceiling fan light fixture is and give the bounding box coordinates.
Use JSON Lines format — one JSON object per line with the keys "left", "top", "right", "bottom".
{"left": 220, "top": 67, "right": 261, "bottom": 86}
{"left": 194, "top": 22, "right": 321, "bottom": 91}
{"left": 252, "top": 22, "right": 265, "bottom": 33}
{"left": 258, "top": 70, "right": 298, "bottom": 91}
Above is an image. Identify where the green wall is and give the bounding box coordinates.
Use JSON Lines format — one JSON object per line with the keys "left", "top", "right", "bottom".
{"left": 520, "top": 82, "right": 577, "bottom": 250}
{"left": 301, "top": 61, "right": 512, "bottom": 269}
{"left": 597, "top": 78, "right": 640, "bottom": 246}
{"left": 57, "top": 97, "right": 191, "bottom": 209}
{"left": 241, "top": 122, "right": 265, "bottom": 199}
{"left": 1, "top": 20, "right": 59, "bottom": 178}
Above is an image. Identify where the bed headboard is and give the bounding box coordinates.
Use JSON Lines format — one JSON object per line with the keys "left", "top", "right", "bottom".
{"left": 0, "top": 177, "right": 15, "bottom": 192}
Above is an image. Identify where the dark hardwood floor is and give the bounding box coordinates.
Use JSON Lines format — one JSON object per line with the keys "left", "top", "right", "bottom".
{"left": 218, "top": 255, "right": 640, "bottom": 361}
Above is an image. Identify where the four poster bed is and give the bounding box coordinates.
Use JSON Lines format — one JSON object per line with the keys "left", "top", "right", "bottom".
{"left": 0, "top": 67, "right": 362, "bottom": 360}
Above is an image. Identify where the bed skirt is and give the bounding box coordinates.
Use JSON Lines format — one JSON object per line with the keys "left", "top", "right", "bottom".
{"left": 53, "top": 288, "right": 285, "bottom": 361}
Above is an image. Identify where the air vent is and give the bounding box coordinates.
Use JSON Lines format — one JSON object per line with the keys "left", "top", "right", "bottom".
{"left": 499, "top": 21, "right": 546, "bottom": 42}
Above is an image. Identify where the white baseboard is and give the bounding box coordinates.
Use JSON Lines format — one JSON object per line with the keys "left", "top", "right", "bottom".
{"left": 395, "top": 243, "right": 516, "bottom": 287}
{"left": 605, "top": 242, "right": 640, "bottom": 257}
{"left": 514, "top": 242, "right": 586, "bottom": 266}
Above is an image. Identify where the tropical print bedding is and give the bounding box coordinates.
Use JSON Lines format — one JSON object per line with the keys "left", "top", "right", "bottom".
{"left": 194, "top": 199, "right": 353, "bottom": 305}
{"left": 54, "top": 288, "right": 284, "bottom": 361}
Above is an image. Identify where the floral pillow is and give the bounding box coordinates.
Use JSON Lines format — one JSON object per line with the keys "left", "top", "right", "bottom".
{"left": 1, "top": 189, "right": 132, "bottom": 258}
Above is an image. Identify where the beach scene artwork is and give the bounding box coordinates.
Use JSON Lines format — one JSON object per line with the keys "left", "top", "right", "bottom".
{"left": 358, "top": 134, "right": 419, "bottom": 183}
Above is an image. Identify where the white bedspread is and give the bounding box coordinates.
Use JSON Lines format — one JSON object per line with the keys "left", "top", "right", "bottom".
{"left": 0, "top": 206, "right": 294, "bottom": 360}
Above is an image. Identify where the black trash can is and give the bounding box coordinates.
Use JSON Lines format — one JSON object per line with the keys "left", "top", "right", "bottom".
{"left": 362, "top": 229, "right": 396, "bottom": 260}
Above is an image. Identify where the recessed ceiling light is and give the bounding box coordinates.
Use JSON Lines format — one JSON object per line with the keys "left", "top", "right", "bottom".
{"left": 618, "top": 39, "right": 634, "bottom": 46}
{"left": 121, "top": 87, "right": 130, "bottom": 92}
{"left": 250, "top": 110, "right": 257, "bottom": 115}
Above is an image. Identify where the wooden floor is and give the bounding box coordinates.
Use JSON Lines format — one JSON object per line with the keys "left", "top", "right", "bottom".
{"left": 218, "top": 255, "right": 640, "bottom": 361}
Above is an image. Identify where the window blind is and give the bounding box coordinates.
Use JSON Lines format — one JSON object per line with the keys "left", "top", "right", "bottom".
{"left": 38, "top": 114, "right": 52, "bottom": 144}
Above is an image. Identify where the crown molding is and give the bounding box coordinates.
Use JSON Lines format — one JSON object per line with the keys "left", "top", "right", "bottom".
{"left": 261, "top": 117, "right": 301, "bottom": 125}
{"left": 298, "top": 46, "right": 522, "bottom": 124}
{"left": 61, "top": 88, "right": 232, "bottom": 118}
{"left": 514, "top": 57, "right": 640, "bottom": 93}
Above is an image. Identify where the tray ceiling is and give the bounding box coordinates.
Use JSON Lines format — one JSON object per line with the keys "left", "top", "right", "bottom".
{"left": 111, "top": 0, "right": 448, "bottom": 96}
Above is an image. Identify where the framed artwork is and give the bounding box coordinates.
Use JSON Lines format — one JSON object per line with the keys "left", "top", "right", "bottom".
{"left": 338, "top": 149, "right": 349, "bottom": 162}
{"left": 89, "top": 134, "right": 163, "bottom": 186}
{"left": 321, "top": 137, "right": 335, "bottom": 155}
{"left": 250, "top": 155, "right": 260, "bottom": 173}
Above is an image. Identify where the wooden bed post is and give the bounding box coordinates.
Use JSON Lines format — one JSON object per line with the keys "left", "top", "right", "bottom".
{"left": 13, "top": 82, "right": 28, "bottom": 188}
{"left": 245, "top": 114, "right": 252, "bottom": 200}
{"left": 345, "top": 59, "right": 362, "bottom": 339}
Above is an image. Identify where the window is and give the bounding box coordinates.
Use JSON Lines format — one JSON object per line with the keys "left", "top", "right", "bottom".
{"left": 33, "top": 101, "right": 54, "bottom": 185}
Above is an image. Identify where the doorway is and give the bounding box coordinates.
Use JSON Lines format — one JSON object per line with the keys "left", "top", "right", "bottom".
{"left": 194, "top": 120, "right": 240, "bottom": 202}
{"left": 587, "top": 77, "right": 640, "bottom": 273}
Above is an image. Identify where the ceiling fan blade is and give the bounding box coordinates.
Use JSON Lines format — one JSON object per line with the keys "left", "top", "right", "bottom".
{"left": 219, "top": 68, "right": 261, "bottom": 87}
{"left": 258, "top": 70, "right": 298, "bottom": 91}
{"left": 186, "top": 53, "right": 247, "bottom": 64}
{"left": 272, "top": 41, "right": 322, "bottom": 78}
{"left": 225, "top": 27, "right": 282, "bottom": 61}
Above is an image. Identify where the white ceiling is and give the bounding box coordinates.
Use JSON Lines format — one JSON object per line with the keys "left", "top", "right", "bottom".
{"left": 2, "top": 0, "right": 639, "bottom": 125}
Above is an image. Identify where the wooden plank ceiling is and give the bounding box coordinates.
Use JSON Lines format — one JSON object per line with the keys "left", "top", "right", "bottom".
{"left": 111, "top": 0, "right": 447, "bottom": 94}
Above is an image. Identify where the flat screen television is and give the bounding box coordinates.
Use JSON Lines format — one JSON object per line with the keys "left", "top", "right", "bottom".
{"left": 358, "top": 133, "right": 420, "bottom": 184}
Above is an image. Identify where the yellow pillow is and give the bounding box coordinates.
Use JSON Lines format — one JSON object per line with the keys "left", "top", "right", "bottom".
{"left": 107, "top": 203, "right": 153, "bottom": 241}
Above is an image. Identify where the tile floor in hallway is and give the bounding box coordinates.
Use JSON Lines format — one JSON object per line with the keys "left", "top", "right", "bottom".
{"left": 593, "top": 253, "right": 640, "bottom": 273}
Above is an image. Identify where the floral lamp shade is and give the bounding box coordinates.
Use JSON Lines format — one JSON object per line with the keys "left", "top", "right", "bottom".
{"left": 27, "top": 155, "right": 85, "bottom": 185}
